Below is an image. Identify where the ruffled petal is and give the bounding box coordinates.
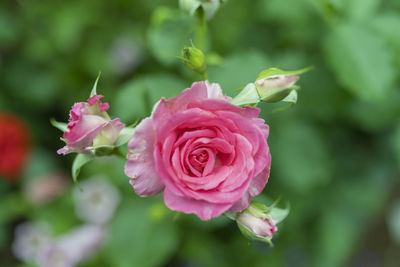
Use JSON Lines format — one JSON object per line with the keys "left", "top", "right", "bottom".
{"left": 164, "top": 188, "right": 232, "bottom": 220}
{"left": 125, "top": 118, "right": 164, "bottom": 196}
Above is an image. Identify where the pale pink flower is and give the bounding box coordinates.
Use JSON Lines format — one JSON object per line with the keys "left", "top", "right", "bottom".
{"left": 73, "top": 176, "right": 121, "bottom": 225}
{"left": 12, "top": 222, "right": 52, "bottom": 263}
{"left": 39, "top": 225, "right": 105, "bottom": 267}
{"left": 57, "top": 95, "right": 124, "bottom": 155}
{"left": 24, "top": 172, "right": 68, "bottom": 205}
{"left": 125, "top": 81, "right": 271, "bottom": 220}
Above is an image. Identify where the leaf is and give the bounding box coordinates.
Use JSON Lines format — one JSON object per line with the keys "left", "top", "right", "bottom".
{"left": 104, "top": 198, "right": 179, "bottom": 267}
{"left": 208, "top": 50, "right": 270, "bottom": 96}
{"left": 147, "top": 7, "right": 194, "bottom": 66}
{"left": 324, "top": 23, "right": 396, "bottom": 101}
{"left": 269, "top": 205, "right": 290, "bottom": 223}
{"left": 114, "top": 127, "right": 135, "bottom": 147}
{"left": 71, "top": 154, "right": 93, "bottom": 183}
{"left": 50, "top": 118, "right": 68, "bottom": 132}
{"left": 90, "top": 71, "right": 101, "bottom": 97}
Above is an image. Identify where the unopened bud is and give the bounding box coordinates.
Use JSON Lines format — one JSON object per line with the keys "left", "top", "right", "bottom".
{"left": 182, "top": 45, "right": 206, "bottom": 74}
{"left": 254, "top": 66, "right": 312, "bottom": 103}
{"left": 255, "top": 75, "right": 299, "bottom": 103}
{"left": 237, "top": 212, "right": 278, "bottom": 240}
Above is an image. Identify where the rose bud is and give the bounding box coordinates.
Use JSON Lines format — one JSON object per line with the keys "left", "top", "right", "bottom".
{"left": 57, "top": 95, "right": 124, "bottom": 155}
{"left": 255, "top": 75, "right": 299, "bottom": 103}
{"left": 181, "top": 45, "right": 206, "bottom": 75}
{"left": 255, "top": 67, "right": 312, "bottom": 103}
{"left": 234, "top": 200, "right": 289, "bottom": 245}
{"left": 237, "top": 213, "right": 277, "bottom": 241}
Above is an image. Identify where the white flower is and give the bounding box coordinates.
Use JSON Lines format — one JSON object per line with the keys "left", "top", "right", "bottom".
{"left": 12, "top": 222, "right": 52, "bottom": 263}
{"left": 73, "top": 176, "right": 121, "bottom": 225}
{"left": 39, "top": 224, "right": 105, "bottom": 267}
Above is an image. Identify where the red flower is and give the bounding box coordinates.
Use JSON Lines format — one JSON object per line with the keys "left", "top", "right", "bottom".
{"left": 0, "top": 113, "right": 31, "bottom": 181}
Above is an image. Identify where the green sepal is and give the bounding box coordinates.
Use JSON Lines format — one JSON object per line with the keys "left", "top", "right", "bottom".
{"left": 272, "top": 90, "right": 298, "bottom": 113}
{"left": 50, "top": 118, "right": 68, "bottom": 132}
{"left": 90, "top": 71, "right": 102, "bottom": 97}
{"left": 230, "top": 83, "right": 260, "bottom": 106}
{"left": 114, "top": 127, "right": 135, "bottom": 147}
{"left": 256, "top": 66, "right": 313, "bottom": 81}
{"left": 93, "top": 145, "right": 115, "bottom": 157}
{"left": 72, "top": 154, "right": 94, "bottom": 183}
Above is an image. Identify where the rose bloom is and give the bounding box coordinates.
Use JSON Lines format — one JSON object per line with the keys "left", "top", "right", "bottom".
{"left": 0, "top": 113, "right": 30, "bottom": 180}
{"left": 57, "top": 95, "right": 124, "bottom": 155}
{"left": 125, "top": 81, "right": 271, "bottom": 220}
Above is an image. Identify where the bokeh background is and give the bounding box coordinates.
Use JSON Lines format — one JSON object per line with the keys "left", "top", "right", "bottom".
{"left": 1, "top": 0, "right": 400, "bottom": 266}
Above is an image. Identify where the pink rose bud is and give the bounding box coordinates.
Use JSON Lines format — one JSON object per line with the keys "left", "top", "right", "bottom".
{"left": 233, "top": 200, "right": 289, "bottom": 245}
{"left": 237, "top": 212, "right": 278, "bottom": 240}
{"left": 255, "top": 75, "right": 299, "bottom": 103}
{"left": 57, "top": 95, "right": 125, "bottom": 155}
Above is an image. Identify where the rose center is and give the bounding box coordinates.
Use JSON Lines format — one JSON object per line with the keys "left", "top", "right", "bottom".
{"left": 187, "top": 148, "right": 216, "bottom": 177}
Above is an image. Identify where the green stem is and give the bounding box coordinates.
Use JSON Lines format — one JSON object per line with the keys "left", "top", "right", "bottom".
{"left": 196, "top": 7, "right": 207, "bottom": 52}
{"left": 113, "top": 148, "right": 127, "bottom": 159}
{"left": 202, "top": 72, "right": 208, "bottom": 80}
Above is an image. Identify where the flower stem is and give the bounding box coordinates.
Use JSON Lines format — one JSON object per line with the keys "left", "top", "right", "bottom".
{"left": 113, "top": 148, "right": 127, "bottom": 159}
{"left": 196, "top": 7, "right": 207, "bottom": 52}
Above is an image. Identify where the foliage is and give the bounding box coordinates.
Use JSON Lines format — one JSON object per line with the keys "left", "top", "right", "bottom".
{"left": 1, "top": 0, "right": 400, "bottom": 266}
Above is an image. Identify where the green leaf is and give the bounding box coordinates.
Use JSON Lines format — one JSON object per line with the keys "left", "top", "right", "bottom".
{"left": 208, "top": 50, "right": 270, "bottom": 96}
{"left": 114, "top": 73, "right": 186, "bottom": 122}
{"left": 71, "top": 154, "right": 93, "bottom": 183}
{"left": 104, "top": 198, "right": 178, "bottom": 267}
{"left": 147, "top": 7, "right": 194, "bottom": 66}
{"left": 324, "top": 23, "right": 396, "bottom": 101}
{"left": 114, "top": 127, "right": 135, "bottom": 147}
{"left": 50, "top": 118, "right": 68, "bottom": 132}
{"left": 90, "top": 71, "right": 101, "bottom": 97}
{"left": 269, "top": 205, "right": 290, "bottom": 223}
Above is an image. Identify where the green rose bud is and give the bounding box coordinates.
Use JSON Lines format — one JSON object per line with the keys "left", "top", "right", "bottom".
{"left": 181, "top": 45, "right": 206, "bottom": 75}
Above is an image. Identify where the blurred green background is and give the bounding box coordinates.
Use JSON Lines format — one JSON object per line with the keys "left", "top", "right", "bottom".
{"left": 1, "top": 0, "right": 400, "bottom": 266}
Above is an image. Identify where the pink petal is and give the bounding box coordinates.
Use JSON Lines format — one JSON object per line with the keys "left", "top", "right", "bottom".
{"left": 164, "top": 188, "right": 232, "bottom": 220}
{"left": 125, "top": 118, "right": 164, "bottom": 196}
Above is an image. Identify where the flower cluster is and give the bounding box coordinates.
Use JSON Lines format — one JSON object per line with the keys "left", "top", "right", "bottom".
{"left": 55, "top": 63, "right": 307, "bottom": 244}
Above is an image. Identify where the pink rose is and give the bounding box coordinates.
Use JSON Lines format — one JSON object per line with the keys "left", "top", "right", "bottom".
{"left": 57, "top": 95, "right": 124, "bottom": 155}
{"left": 125, "top": 81, "right": 271, "bottom": 220}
